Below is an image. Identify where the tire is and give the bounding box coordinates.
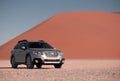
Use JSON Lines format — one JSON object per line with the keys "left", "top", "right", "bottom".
{"left": 36, "top": 63, "right": 42, "bottom": 68}
{"left": 54, "top": 64, "right": 62, "bottom": 68}
{"left": 11, "top": 57, "right": 18, "bottom": 68}
{"left": 26, "top": 56, "right": 34, "bottom": 69}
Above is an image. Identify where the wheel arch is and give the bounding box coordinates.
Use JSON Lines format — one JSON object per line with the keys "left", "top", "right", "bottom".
{"left": 25, "top": 53, "right": 34, "bottom": 62}
{"left": 10, "top": 55, "right": 14, "bottom": 63}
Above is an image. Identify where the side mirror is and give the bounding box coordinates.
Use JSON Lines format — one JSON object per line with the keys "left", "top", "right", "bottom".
{"left": 21, "top": 46, "right": 26, "bottom": 50}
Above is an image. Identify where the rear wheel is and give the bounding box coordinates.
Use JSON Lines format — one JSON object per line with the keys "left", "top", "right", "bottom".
{"left": 54, "top": 64, "right": 62, "bottom": 68}
{"left": 11, "top": 57, "right": 18, "bottom": 68}
{"left": 26, "top": 56, "right": 34, "bottom": 69}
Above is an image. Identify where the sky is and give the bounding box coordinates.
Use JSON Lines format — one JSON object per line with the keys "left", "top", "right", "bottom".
{"left": 0, "top": 0, "right": 120, "bottom": 46}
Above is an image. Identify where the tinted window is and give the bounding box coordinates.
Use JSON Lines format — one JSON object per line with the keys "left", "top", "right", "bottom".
{"left": 14, "top": 44, "right": 19, "bottom": 49}
{"left": 14, "top": 43, "right": 24, "bottom": 49}
{"left": 28, "top": 42, "right": 53, "bottom": 48}
{"left": 19, "top": 43, "right": 27, "bottom": 48}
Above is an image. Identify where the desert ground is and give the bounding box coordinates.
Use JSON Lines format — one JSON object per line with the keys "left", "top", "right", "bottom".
{"left": 0, "top": 59, "right": 120, "bottom": 81}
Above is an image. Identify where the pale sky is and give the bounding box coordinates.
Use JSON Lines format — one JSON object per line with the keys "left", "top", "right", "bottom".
{"left": 0, "top": 0, "right": 120, "bottom": 45}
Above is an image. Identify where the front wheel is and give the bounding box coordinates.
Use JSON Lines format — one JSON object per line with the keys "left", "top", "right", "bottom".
{"left": 26, "top": 56, "right": 34, "bottom": 69}
{"left": 36, "top": 63, "right": 42, "bottom": 68}
{"left": 54, "top": 64, "right": 62, "bottom": 68}
{"left": 11, "top": 57, "right": 18, "bottom": 68}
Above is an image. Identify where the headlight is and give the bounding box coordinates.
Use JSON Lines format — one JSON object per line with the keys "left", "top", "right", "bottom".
{"left": 33, "top": 51, "right": 38, "bottom": 55}
{"left": 58, "top": 51, "right": 64, "bottom": 57}
{"left": 42, "top": 51, "right": 47, "bottom": 55}
{"left": 33, "top": 51, "right": 42, "bottom": 55}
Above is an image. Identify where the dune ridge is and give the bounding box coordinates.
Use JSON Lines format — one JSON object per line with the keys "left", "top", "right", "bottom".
{"left": 0, "top": 11, "right": 120, "bottom": 59}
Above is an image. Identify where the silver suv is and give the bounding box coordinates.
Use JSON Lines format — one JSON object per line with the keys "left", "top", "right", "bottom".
{"left": 10, "top": 40, "right": 65, "bottom": 69}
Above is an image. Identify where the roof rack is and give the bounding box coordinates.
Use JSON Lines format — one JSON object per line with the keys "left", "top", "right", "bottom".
{"left": 39, "top": 40, "right": 46, "bottom": 43}
{"left": 18, "top": 40, "right": 28, "bottom": 43}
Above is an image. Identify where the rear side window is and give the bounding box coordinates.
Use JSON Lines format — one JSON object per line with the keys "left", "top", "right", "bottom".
{"left": 14, "top": 43, "right": 27, "bottom": 49}
{"left": 14, "top": 44, "right": 20, "bottom": 49}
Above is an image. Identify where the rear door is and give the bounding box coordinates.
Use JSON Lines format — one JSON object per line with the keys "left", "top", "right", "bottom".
{"left": 17, "top": 43, "right": 27, "bottom": 62}
{"left": 13, "top": 43, "right": 21, "bottom": 62}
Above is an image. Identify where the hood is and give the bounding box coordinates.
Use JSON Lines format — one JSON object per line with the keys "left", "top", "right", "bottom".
{"left": 29, "top": 48, "right": 61, "bottom": 52}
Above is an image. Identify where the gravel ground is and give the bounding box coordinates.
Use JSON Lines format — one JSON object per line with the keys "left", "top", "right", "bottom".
{"left": 0, "top": 59, "right": 120, "bottom": 81}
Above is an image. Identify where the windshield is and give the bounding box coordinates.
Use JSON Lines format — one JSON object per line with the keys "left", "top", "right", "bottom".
{"left": 28, "top": 42, "right": 53, "bottom": 49}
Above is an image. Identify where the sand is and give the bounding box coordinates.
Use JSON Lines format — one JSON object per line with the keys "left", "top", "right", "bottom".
{"left": 0, "top": 59, "right": 120, "bottom": 81}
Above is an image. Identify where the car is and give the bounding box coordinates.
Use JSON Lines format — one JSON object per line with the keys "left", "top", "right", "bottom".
{"left": 10, "top": 40, "right": 65, "bottom": 69}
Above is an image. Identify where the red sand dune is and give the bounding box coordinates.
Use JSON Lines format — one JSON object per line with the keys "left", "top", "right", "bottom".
{"left": 0, "top": 11, "right": 120, "bottom": 59}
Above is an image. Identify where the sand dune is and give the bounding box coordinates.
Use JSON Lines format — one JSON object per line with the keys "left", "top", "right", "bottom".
{"left": 0, "top": 12, "right": 120, "bottom": 59}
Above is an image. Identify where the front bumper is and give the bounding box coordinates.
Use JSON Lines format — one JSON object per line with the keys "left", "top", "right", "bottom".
{"left": 33, "top": 54, "right": 65, "bottom": 64}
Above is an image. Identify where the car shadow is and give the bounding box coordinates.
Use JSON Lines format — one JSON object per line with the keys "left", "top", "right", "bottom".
{"left": 0, "top": 67, "right": 27, "bottom": 69}
{"left": 0, "top": 67, "right": 54, "bottom": 69}
{"left": 0, "top": 67, "right": 12, "bottom": 69}
{"left": 35, "top": 67, "right": 53, "bottom": 69}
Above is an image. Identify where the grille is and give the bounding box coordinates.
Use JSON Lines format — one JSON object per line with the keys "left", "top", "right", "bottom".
{"left": 44, "top": 51, "right": 58, "bottom": 57}
{"left": 44, "top": 59, "right": 60, "bottom": 62}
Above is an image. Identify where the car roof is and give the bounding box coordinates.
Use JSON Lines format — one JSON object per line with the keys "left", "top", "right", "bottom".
{"left": 18, "top": 40, "right": 46, "bottom": 43}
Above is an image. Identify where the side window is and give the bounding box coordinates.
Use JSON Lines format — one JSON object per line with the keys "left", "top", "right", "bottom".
{"left": 19, "top": 43, "right": 27, "bottom": 48}
{"left": 14, "top": 44, "right": 20, "bottom": 49}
